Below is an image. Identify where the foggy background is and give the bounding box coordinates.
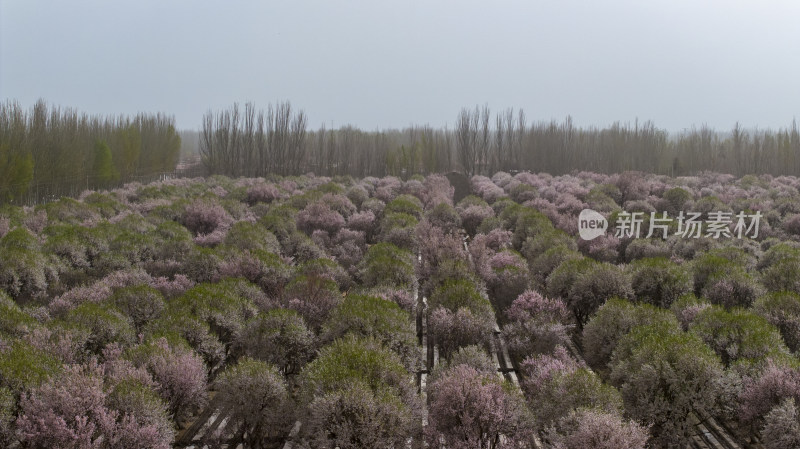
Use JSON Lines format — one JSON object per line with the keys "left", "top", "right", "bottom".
{"left": 2, "top": 0, "right": 799, "bottom": 131}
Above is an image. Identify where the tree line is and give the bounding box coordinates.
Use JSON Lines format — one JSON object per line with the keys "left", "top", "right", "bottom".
{"left": 0, "top": 100, "right": 181, "bottom": 204}
{"left": 201, "top": 102, "right": 800, "bottom": 180}
{"left": 5, "top": 99, "right": 799, "bottom": 205}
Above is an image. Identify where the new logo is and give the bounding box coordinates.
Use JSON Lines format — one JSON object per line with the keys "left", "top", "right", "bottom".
{"left": 578, "top": 209, "right": 607, "bottom": 240}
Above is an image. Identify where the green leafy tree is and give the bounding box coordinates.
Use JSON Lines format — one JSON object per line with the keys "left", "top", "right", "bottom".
{"left": 114, "top": 124, "right": 141, "bottom": 181}
{"left": 0, "top": 142, "right": 33, "bottom": 202}
{"left": 92, "top": 139, "right": 119, "bottom": 187}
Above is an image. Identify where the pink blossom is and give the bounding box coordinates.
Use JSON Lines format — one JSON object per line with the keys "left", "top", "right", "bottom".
{"left": 148, "top": 274, "right": 195, "bottom": 299}
{"left": 347, "top": 210, "right": 376, "bottom": 234}
{"left": 0, "top": 217, "right": 9, "bottom": 239}
{"left": 739, "top": 361, "right": 800, "bottom": 425}
{"left": 506, "top": 290, "right": 570, "bottom": 324}
{"left": 296, "top": 201, "right": 346, "bottom": 235}
{"left": 547, "top": 408, "right": 650, "bottom": 449}
{"left": 182, "top": 200, "right": 233, "bottom": 235}
{"left": 426, "top": 364, "right": 533, "bottom": 447}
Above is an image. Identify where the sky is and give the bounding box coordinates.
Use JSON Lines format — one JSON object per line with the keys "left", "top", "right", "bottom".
{"left": 1, "top": 0, "right": 799, "bottom": 132}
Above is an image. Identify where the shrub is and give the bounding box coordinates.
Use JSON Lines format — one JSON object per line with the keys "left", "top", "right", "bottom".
{"left": 286, "top": 230, "right": 327, "bottom": 263}
{"left": 296, "top": 201, "right": 346, "bottom": 236}
{"left": 546, "top": 257, "right": 594, "bottom": 302}
{"left": 321, "top": 295, "right": 418, "bottom": 370}
{"left": 503, "top": 291, "right": 571, "bottom": 359}
{"left": 433, "top": 345, "right": 496, "bottom": 377}
{"left": 357, "top": 243, "right": 416, "bottom": 290}
{"left": 511, "top": 207, "right": 554, "bottom": 250}
{"left": 739, "top": 361, "right": 800, "bottom": 426}
{"left": 689, "top": 306, "right": 790, "bottom": 373}
{"left": 305, "top": 379, "right": 419, "bottom": 449}
{"left": 0, "top": 291, "right": 38, "bottom": 336}
{"left": 484, "top": 249, "right": 530, "bottom": 313}
{"left": 506, "top": 289, "right": 571, "bottom": 324}
{"left": 236, "top": 308, "right": 315, "bottom": 375}
{"left": 426, "top": 364, "right": 533, "bottom": 447}
{"left": 509, "top": 182, "right": 538, "bottom": 203}
{"left": 701, "top": 268, "right": 764, "bottom": 309}
{"left": 384, "top": 194, "right": 423, "bottom": 219}
{"left": 421, "top": 174, "right": 455, "bottom": 207}
{"left": 300, "top": 335, "right": 416, "bottom": 407}
{"left": 0, "top": 339, "right": 62, "bottom": 394}
{"left": 757, "top": 242, "right": 800, "bottom": 271}
{"left": 0, "top": 228, "right": 58, "bottom": 302}
{"left": 345, "top": 184, "right": 369, "bottom": 208}
{"left": 172, "top": 240, "right": 216, "bottom": 278}
{"left": 627, "top": 257, "right": 692, "bottom": 308}
{"left": 182, "top": 200, "right": 233, "bottom": 235}
{"left": 762, "top": 398, "right": 800, "bottom": 449}
{"left": 754, "top": 291, "right": 800, "bottom": 353}
{"left": 457, "top": 197, "right": 494, "bottom": 237}
{"left": 472, "top": 175, "right": 508, "bottom": 203}
{"left": 544, "top": 408, "right": 650, "bottom": 449}
{"left": 429, "top": 278, "right": 493, "bottom": 318}
{"left": 224, "top": 221, "right": 281, "bottom": 253}
{"left": 0, "top": 387, "right": 13, "bottom": 446}
{"left": 43, "top": 224, "right": 92, "bottom": 271}
{"left": 549, "top": 258, "right": 633, "bottom": 327}
{"left": 148, "top": 274, "right": 194, "bottom": 299}
{"left": 429, "top": 307, "right": 492, "bottom": 360}
{"left": 476, "top": 215, "right": 503, "bottom": 235}
{"left": 427, "top": 279, "right": 495, "bottom": 357}
{"left": 623, "top": 237, "right": 671, "bottom": 261}
{"left": 662, "top": 187, "right": 692, "bottom": 214}
{"left": 377, "top": 212, "right": 418, "bottom": 250}
{"left": 417, "top": 220, "right": 469, "bottom": 283}
{"left": 360, "top": 197, "right": 385, "bottom": 217}
{"left": 529, "top": 245, "right": 582, "bottom": 291}
{"left": 425, "top": 202, "right": 461, "bottom": 234}
{"left": 65, "top": 301, "right": 136, "bottom": 354}
{"left": 110, "top": 285, "right": 166, "bottom": 332}
{"left": 360, "top": 286, "right": 416, "bottom": 315}
{"left": 217, "top": 249, "right": 293, "bottom": 297}
{"left": 125, "top": 338, "right": 208, "bottom": 422}
{"left": 519, "top": 346, "right": 622, "bottom": 429}
{"left": 107, "top": 230, "right": 158, "bottom": 267}
{"left": 520, "top": 228, "right": 576, "bottom": 261}
{"left": 170, "top": 280, "right": 259, "bottom": 347}
{"left": 214, "top": 358, "right": 293, "bottom": 447}
{"left": 762, "top": 256, "right": 800, "bottom": 294}
{"left": 329, "top": 230, "right": 366, "bottom": 273}
{"left": 245, "top": 182, "right": 282, "bottom": 205}
{"left": 143, "top": 314, "right": 225, "bottom": 371}
{"left": 320, "top": 192, "right": 357, "bottom": 218}
{"left": 150, "top": 220, "right": 193, "bottom": 265}
{"left": 783, "top": 214, "right": 800, "bottom": 236}
{"left": 582, "top": 298, "right": 679, "bottom": 372}
{"left": 691, "top": 252, "right": 741, "bottom": 295}
{"left": 103, "top": 375, "right": 175, "bottom": 449}
{"left": 42, "top": 197, "right": 99, "bottom": 225}
{"left": 284, "top": 274, "right": 342, "bottom": 331}
{"left": 259, "top": 205, "right": 298, "bottom": 245}
{"left": 670, "top": 293, "right": 711, "bottom": 330}
{"left": 16, "top": 361, "right": 173, "bottom": 449}
{"left": 346, "top": 210, "right": 376, "bottom": 235}
{"left": 473, "top": 228, "right": 513, "bottom": 253}
{"left": 421, "top": 257, "right": 479, "bottom": 300}
{"left": 609, "top": 322, "right": 724, "bottom": 446}
{"left": 295, "top": 257, "right": 352, "bottom": 291}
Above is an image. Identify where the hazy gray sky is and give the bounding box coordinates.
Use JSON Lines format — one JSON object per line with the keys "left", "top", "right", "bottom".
{"left": 2, "top": 0, "right": 798, "bottom": 131}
